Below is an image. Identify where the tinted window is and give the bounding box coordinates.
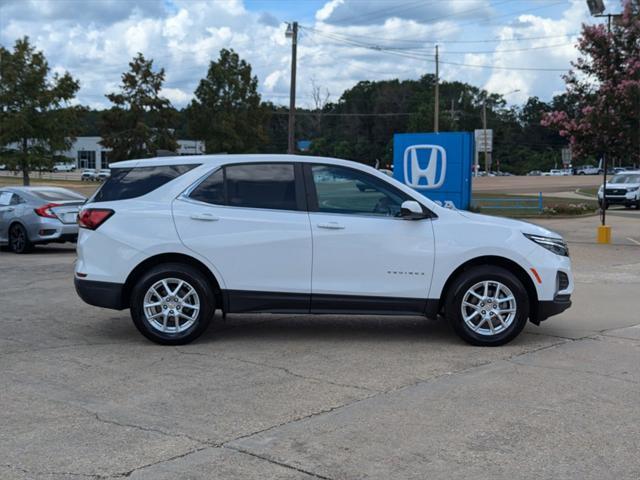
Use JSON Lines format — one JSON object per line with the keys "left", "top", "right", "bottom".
{"left": 190, "top": 168, "right": 224, "bottom": 205}
{"left": 226, "top": 164, "right": 297, "bottom": 210}
{"left": 31, "top": 190, "right": 84, "bottom": 201}
{"left": 92, "top": 164, "right": 198, "bottom": 202}
{"left": 311, "top": 165, "right": 409, "bottom": 217}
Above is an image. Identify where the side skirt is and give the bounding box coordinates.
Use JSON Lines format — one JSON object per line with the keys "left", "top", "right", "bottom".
{"left": 223, "top": 290, "right": 438, "bottom": 316}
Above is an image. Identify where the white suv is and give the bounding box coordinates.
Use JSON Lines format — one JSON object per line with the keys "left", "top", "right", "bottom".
{"left": 75, "top": 155, "right": 573, "bottom": 346}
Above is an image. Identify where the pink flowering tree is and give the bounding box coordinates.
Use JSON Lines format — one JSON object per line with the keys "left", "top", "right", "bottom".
{"left": 542, "top": 0, "right": 640, "bottom": 165}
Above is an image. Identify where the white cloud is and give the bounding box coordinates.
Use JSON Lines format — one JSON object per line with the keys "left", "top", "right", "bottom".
{"left": 0, "top": 0, "right": 586, "bottom": 110}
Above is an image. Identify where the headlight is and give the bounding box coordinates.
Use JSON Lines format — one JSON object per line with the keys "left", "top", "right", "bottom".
{"left": 524, "top": 233, "right": 569, "bottom": 257}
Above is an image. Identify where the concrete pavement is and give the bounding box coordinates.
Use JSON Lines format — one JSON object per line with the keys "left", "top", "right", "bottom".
{"left": 1, "top": 214, "right": 638, "bottom": 479}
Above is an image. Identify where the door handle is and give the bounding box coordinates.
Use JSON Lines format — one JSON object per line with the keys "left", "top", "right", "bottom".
{"left": 6, "top": 208, "right": 14, "bottom": 212}
{"left": 190, "top": 213, "right": 219, "bottom": 221}
{"left": 317, "top": 222, "right": 345, "bottom": 230}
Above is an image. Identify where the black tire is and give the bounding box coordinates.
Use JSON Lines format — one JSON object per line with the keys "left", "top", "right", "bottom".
{"left": 9, "top": 223, "right": 33, "bottom": 254}
{"left": 130, "top": 263, "right": 215, "bottom": 345}
{"left": 599, "top": 200, "right": 609, "bottom": 210}
{"left": 445, "top": 265, "right": 530, "bottom": 346}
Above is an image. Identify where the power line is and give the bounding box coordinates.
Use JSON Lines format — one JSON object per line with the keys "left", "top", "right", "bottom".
{"left": 305, "top": 28, "right": 579, "bottom": 45}
{"left": 302, "top": 27, "right": 568, "bottom": 72}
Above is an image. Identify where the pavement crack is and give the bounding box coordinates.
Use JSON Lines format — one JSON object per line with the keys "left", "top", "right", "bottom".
{"left": 112, "top": 446, "right": 214, "bottom": 478}
{"left": 90, "top": 411, "right": 210, "bottom": 445}
{"left": 3, "top": 463, "right": 101, "bottom": 479}
{"left": 506, "top": 359, "right": 640, "bottom": 385}
{"left": 223, "top": 445, "right": 334, "bottom": 480}
{"left": 174, "top": 348, "right": 376, "bottom": 393}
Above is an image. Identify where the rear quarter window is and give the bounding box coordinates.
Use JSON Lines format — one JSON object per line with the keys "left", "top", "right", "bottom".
{"left": 92, "top": 164, "right": 199, "bottom": 202}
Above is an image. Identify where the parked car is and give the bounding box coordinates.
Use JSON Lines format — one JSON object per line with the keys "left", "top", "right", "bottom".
{"left": 52, "top": 162, "right": 75, "bottom": 172}
{"left": 0, "top": 164, "right": 6, "bottom": 171}
{"left": 81, "top": 169, "right": 97, "bottom": 181}
{"left": 0, "top": 186, "right": 86, "bottom": 253}
{"left": 97, "top": 169, "right": 111, "bottom": 181}
{"left": 575, "top": 165, "right": 600, "bottom": 175}
{"left": 544, "top": 169, "right": 565, "bottom": 176}
{"left": 527, "top": 170, "right": 542, "bottom": 176}
{"left": 597, "top": 171, "right": 640, "bottom": 209}
{"left": 74, "top": 155, "right": 573, "bottom": 347}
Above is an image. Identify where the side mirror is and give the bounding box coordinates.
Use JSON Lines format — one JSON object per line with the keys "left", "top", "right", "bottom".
{"left": 400, "top": 200, "right": 428, "bottom": 220}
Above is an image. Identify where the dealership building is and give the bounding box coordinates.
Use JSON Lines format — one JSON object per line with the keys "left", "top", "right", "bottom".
{"left": 65, "top": 137, "right": 205, "bottom": 170}
{"left": 5, "top": 136, "right": 206, "bottom": 170}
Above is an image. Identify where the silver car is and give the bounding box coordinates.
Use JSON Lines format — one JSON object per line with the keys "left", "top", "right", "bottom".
{"left": 0, "top": 186, "right": 86, "bottom": 253}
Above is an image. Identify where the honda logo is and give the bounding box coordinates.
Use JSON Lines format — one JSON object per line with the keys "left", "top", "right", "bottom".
{"left": 403, "top": 144, "right": 447, "bottom": 189}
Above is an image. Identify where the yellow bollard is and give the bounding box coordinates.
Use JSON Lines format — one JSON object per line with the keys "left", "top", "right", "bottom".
{"left": 597, "top": 225, "right": 612, "bottom": 244}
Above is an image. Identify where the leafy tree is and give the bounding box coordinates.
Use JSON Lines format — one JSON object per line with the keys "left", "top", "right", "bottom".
{"left": 0, "top": 37, "right": 82, "bottom": 185}
{"left": 542, "top": 0, "right": 640, "bottom": 166}
{"left": 187, "top": 49, "right": 268, "bottom": 153}
{"left": 101, "top": 53, "right": 178, "bottom": 161}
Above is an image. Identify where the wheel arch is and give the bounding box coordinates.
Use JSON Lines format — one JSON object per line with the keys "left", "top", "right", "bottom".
{"left": 436, "top": 255, "right": 540, "bottom": 323}
{"left": 122, "top": 252, "right": 224, "bottom": 310}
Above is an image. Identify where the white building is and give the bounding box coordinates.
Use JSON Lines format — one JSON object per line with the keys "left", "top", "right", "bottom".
{"left": 64, "top": 137, "right": 206, "bottom": 170}
{"left": 5, "top": 136, "right": 206, "bottom": 170}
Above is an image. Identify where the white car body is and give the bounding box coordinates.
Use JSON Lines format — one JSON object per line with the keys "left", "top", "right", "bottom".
{"left": 81, "top": 169, "right": 97, "bottom": 181}
{"left": 52, "top": 163, "right": 75, "bottom": 172}
{"left": 597, "top": 171, "right": 640, "bottom": 208}
{"left": 75, "top": 155, "right": 573, "bottom": 346}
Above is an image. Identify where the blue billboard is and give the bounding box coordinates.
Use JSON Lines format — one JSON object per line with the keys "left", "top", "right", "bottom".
{"left": 393, "top": 132, "right": 473, "bottom": 210}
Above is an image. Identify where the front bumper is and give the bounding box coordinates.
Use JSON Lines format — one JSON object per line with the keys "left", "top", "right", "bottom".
{"left": 532, "top": 294, "right": 572, "bottom": 324}
{"left": 74, "top": 277, "right": 126, "bottom": 310}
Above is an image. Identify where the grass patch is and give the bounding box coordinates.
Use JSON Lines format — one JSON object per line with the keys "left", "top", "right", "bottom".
{"left": 0, "top": 175, "right": 86, "bottom": 187}
{"left": 472, "top": 193, "right": 598, "bottom": 217}
{"left": 576, "top": 187, "right": 598, "bottom": 197}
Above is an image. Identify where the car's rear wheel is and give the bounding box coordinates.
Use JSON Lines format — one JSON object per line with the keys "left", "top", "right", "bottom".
{"left": 9, "top": 223, "right": 33, "bottom": 254}
{"left": 445, "top": 265, "right": 529, "bottom": 346}
{"left": 130, "top": 263, "right": 215, "bottom": 345}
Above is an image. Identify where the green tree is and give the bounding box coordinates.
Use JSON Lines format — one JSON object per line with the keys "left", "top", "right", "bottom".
{"left": 0, "top": 37, "right": 82, "bottom": 185}
{"left": 542, "top": 0, "right": 640, "bottom": 166}
{"left": 187, "top": 49, "right": 268, "bottom": 153}
{"left": 101, "top": 53, "right": 178, "bottom": 161}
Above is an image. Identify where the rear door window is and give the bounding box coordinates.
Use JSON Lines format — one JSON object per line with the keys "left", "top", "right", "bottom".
{"left": 189, "top": 163, "right": 300, "bottom": 211}
{"left": 92, "top": 164, "right": 199, "bottom": 202}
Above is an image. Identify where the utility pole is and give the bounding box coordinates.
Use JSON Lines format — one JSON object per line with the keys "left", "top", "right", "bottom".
{"left": 434, "top": 44, "right": 439, "bottom": 133}
{"left": 286, "top": 22, "right": 298, "bottom": 155}
{"left": 482, "top": 96, "right": 488, "bottom": 173}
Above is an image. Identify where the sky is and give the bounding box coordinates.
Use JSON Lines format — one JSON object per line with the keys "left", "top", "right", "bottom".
{"left": 0, "top": 0, "right": 616, "bottom": 110}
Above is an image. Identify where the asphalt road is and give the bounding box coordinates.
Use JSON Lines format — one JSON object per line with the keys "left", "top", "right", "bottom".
{"left": 1, "top": 216, "right": 639, "bottom": 479}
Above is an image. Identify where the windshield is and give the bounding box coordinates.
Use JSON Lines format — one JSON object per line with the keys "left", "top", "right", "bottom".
{"left": 610, "top": 174, "right": 640, "bottom": 184}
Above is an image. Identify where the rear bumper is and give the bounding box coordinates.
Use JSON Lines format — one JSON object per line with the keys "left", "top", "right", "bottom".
{"left": 533, "top": 294, "right": 572, "bottom": 323}
{"left": 74, "top": 277, "right": 126, "bottom": 310}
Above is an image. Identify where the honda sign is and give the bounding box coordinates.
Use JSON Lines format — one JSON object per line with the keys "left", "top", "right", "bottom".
{"left": 394, "top": 132, "right": 473, "bottom": 209}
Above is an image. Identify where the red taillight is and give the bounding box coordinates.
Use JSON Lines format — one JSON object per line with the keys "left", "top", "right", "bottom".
{"left": 34, "top": 203, "right": 62, "bottom": 219}
{"left": 78, "top": 209, "right": 114, "bottom": 230}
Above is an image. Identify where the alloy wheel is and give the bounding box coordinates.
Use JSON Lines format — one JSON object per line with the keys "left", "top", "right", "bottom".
{"left": 143, "top": 278, "right": 200, "bottom": 334}
{"left": 10, "top": 225, "right": 26, "bottom": 252}
{"left": 460, "top": 280, "right": 517, "bottom": 336}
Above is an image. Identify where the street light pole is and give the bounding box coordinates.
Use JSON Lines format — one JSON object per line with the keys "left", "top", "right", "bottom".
{"left": 286, "top": 22, "right": 298, "bottom": 155}
{"left": 434, "top": 44, "right": 439, "bottom": 133}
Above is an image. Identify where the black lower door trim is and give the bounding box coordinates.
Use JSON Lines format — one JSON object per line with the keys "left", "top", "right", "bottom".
{"left": 223, "top": 290, "right": 433, "bottom": 316}
{"left": 225, "top": 290, "right": 310, "bottom": 313}
{"left": 311, "top": 293, "right": 427, "bottom": 315}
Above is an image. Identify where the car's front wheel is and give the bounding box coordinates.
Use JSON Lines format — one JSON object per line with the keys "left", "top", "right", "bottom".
{"left": 130, "top": 263, "right": 215, "bottom": 345}
{"left": 445, "top": 266, "right": 529, "bottom": 346}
